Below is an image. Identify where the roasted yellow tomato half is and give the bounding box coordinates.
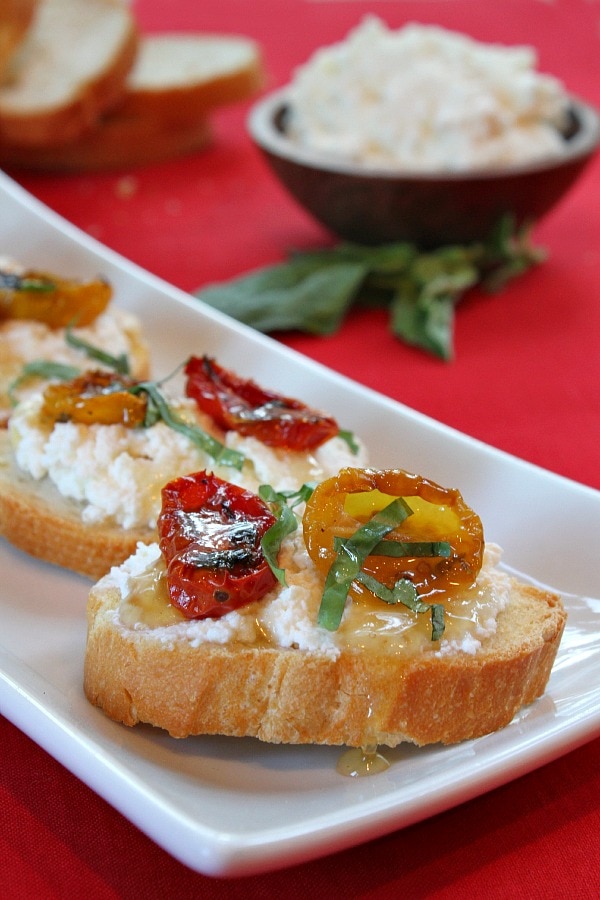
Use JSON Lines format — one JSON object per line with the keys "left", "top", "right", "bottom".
{"left": 303, "top": 467, "right": 484, "bottom": 605}
{"left": 0, "top": 269, "right": 111, "bottom": 327}
{"left": 41, "top": 371, "right": 147, "bottom": 427}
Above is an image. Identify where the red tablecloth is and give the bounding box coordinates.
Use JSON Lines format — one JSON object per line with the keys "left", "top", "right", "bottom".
{"left": 2, "top": 1, "right": 599, "bottom": 896}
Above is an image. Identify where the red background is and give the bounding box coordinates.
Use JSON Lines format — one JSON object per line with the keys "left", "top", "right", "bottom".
{"left": 2, "top": 1, "right": 599, "bottom": 896}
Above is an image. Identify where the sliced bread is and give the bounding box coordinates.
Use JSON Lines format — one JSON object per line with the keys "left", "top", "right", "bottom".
{"left": 0, "top": 32, "right": 264, "bottom": 170}
{"left": 0, "top": 0, "right": 39, "bottom": 80}
{"left": 112, "top": 32, "right": 265, "bottom": 122}
{"left": 0, "top": 0, "right": 139, "bottom": 146}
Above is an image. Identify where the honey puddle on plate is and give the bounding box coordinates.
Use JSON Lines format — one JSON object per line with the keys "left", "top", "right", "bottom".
{"left": 336, "top": 743, "right": 390, "bottom": 777}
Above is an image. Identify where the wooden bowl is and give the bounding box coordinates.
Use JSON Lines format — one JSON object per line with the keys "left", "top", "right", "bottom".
{"left": 248, "top": 88, "right": 600, "bottom": 247}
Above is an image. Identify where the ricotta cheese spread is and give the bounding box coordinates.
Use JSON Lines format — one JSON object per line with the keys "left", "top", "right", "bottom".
{"left": 9, "top": 392, "right": 367, "bottom": 528}
{"left": 1, "top": 308, "right": 143, "bottom": 374}
{"left": 111, "top": 538, "right": 511, "bottom": 659}
{"left": 286, "top": 17, "right": 571, "bottom": 171}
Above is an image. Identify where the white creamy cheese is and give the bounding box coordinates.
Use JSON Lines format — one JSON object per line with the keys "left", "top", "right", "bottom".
{"left": 111, "top": 532, "right": 338, "bottom": 654}
{"left": 286, "top": 17, "right": 571, "bottom": 171}
{"left": 109, "top": 540, "right": 510, "bottom": 658}
{"left": 1, "top": 307, "right": 143, "bottom": 370}
{"left": 110, "top": 538, "right": 510, "bottom": 659}
{"left": 9, "top": 392, "right": 368, "bottom": 529}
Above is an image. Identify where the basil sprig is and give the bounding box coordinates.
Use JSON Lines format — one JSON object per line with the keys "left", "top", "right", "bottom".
{"left": 195, "top": 216, "right": 545, "bottom": 360}
{"left": 259, "top": 483, "right": 315, "bottom": 584}
{"left": 317, "top": 497, "right": 414, "bottom": 631}
{"left": 354, "top": 570, "right": 445, "bottom": 642}
{"left": 129, "top": 380, "right": 245, "bottom": 470}
{"left": 65, "top": 325, "right": 130, "bottom": 374}
{"left": 9, "top": 338, "right": 245, "bottom": 470}
{"left": 320, "top": 503, "right": 449, "bottom": 638}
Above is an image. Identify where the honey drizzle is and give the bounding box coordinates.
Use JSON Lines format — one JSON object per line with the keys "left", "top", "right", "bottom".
{"left": 336, "top": 743, "right": 390, "bottom": 777}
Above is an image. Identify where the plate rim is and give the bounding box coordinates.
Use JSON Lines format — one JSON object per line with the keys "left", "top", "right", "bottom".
{"left": 1, "top": 170, "right": 599, "bottom": 877}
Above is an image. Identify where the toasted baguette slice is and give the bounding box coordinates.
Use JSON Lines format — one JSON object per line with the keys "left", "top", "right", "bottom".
{"left": 84, "top": 553, "right": 566, "bottom": 747}
{"left": 114, "top": 33, "right": 265, "bottom": 121}
{"left": 0, "top": 0, "right": 39, "bottom": 81}
{"left": 0, "top": 429, "right": 154, "bottom": 577}
{"left": 0, "top": 0, "right": 138, "bottom": 146}
{"left": 0, "top": 32, "right": 264, "bottom": 170}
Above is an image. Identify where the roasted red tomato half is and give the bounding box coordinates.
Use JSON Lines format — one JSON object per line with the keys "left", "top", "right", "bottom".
{"left": 157, "top": 471, "right": 278, "bottom": 619}
{"left": 184, "top": 355, "right": 339, "bottom": 450}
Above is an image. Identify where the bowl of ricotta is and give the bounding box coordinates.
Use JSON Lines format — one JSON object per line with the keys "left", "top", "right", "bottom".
{"left": 248, "top": 18, "right": 600, "bottom": 247}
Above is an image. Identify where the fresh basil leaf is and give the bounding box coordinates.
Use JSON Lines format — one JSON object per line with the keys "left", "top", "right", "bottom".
{"left": 130, "top": 381, "right": 245, "bottom": 470}
{"left": 8, "top": 360, "right": 80, "bottom": 406}
{"left": 389, "top": 250, "right": 480, "bottom": 359}
{"left": 318, "top": 497, "right": 413, "bottom": 631}
{"left": 259, "top": 482, "right": 317, "bottom": 584}
{"left": 337, "top": 428, "right": 360, "bottom": 455}
{"left": 354, "top": 570, "right": 446, "bottom": 641}
{"left": 297, "top": 241, "right": 416, "bottom": 274}
{"left": 431, "top": 604, "right": 446, "bottom": 641}
{"left": 12, "top": 359, "right": 80, "bottom": 383}
{"left": 65, "top": 326, "right": 130, "bottom": 374}
{"left": 259, "top": 482, "right": 316, "bottom": 508}
{"left": 196, "top": 258, "right": 368, "bottom": 334}
{"left": 390, "top": 288, "right": 455, "bottom": 360}
{"left": 333, "top": 535, "right": 451, "bottom": 559}
{"left": 354, "top": 570, "right": 422, "bottom": 607}
{"left": 260, "top": 502, "right": 297, "bottom": 585}
{"left": 194, "top": 217, "right": 544, "bottom": 360}
{"left": 371, "top": 539, "right": 451, "bottom": 558}
{"left": 480, "top": 222, "right": 547, "bottom": 293}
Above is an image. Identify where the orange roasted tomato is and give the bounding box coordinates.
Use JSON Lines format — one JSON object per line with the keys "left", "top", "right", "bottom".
{"left": 41, "top": 370, "right": 147, "bottom": 427}
{"left": 157, "top": 471, "right": 278, "bottom": 619}
{"left": 303, "top": 467, "right": 484, "bottom": 603}
{"left": 184, "top": 355, "right": 339, "bottom": 450}
{"left": 0, "top": 269, "right": 111, "bottom": 327}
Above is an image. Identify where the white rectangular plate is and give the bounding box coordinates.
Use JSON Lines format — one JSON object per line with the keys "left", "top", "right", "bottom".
{"left": 1, "top": 170, "right": 599, "bottom": 877}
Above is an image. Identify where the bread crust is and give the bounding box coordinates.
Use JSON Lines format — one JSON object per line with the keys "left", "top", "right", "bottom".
{"left": 0, "top": 0, "right": 38, "bottom": 80}
{"left": 0, "top": 429, "right": 154, "bottom": 578}
{"left": 0, "top": 0, "right": 139, "bottom": 146}
{"left": 84, "top": 575, "right": 566, "bottom": 747}
{"left": 0, "top": 113, "right": 213, "bottom": 172}
{"left": 113, "top": 34, "right": 265, "bottom": 121}
{"left": 0, "top": 32, "right": 263, "bottom": 170}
